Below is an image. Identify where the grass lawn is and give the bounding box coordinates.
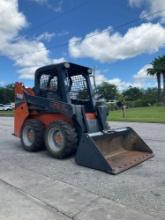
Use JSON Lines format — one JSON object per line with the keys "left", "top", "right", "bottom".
{"left": 1, "top": 107, "right": 165, "bottom": 123}
{"left": 0, "top": 111, "right": 13, "bottom": 117}
{"left": 109, "top": 106, "right": 165, "bottom": 123}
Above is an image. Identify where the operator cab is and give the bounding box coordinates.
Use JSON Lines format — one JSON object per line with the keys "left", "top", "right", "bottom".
{"left": 34, "top": 62, "right": 95, "bottom": 112}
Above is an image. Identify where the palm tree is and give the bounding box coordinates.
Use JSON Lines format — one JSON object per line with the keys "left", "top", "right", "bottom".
{"left": 158, "top": 56, "right": 165, "bottom": 103}
{"left": 147, "top": 58, "right": 162, "bottom": 102}
{"left": 163, "top": 69, "right": 165, "bottom": 103}
{"left": 147, "top": 55, "right": 165, "bottom": 103}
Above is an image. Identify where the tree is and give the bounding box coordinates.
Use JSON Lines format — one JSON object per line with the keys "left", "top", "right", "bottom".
{"left": 155, "top": 55, "right": 165, "bottom": 103}
{"left": 96, "top": 82, "right": 118, "bottom": 101}
{"left": 123, "top": 87, "right": 143, "bottom": 101}
{"left": 147, "top": 56, "right": 164, "bottom": 103}
{"left": 0, "top": 84, "right": 14, "bottom": 104}
{"left": 77, "top": 89, "right": 89, "bottom": 100}
{"left": 141, "top": 88, "right": 157, "bottom": 106}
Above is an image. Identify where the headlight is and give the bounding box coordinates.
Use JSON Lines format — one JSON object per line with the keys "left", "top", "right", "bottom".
{"left": 87, "top": 68, "right": 92, "bottom": 73}
{"left": 64, "top": 62, "right": 70, "bottom": 68}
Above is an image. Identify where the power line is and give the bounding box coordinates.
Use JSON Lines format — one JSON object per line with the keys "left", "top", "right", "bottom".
{"left": 22, "top": 1, "right": 37, "bottom": 13}
{"left": 51, "top": 8, "right": 165, "bottom": 49}
{"left": 15, "top": 7, "right": 165, "bottom": 58}
{"left": 25, "top": 0, "right": 90, "bottom": 34}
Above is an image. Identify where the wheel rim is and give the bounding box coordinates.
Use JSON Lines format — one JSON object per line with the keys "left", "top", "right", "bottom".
{"left": 47, "top": 128, "right": 64, "bottom": 152}
{"left": 22, "top": 125, "right": 35, "bottom": 147}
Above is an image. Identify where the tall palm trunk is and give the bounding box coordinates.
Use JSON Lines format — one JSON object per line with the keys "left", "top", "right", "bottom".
{"left": 156, "top": 73, "right": 161, "bottom": 102}
{"left": 163, "top": 73, "right": 165, "bottom": 104}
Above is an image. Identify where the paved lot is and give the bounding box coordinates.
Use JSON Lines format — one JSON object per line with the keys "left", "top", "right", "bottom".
{"left": 0, "top": 117, "right": 165, "bottom": 220}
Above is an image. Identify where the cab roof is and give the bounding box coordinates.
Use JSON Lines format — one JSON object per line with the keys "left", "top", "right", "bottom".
{"left": 35, "top": 62, "right": 92, "bottom": 77}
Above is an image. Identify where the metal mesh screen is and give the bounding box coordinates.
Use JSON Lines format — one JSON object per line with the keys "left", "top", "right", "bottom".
{"left": 49, "top": 76, "right": 58, "bottom": 90}
{"left": 70, "top": 75, "right": 89, "bottom": 100}
{"left": 40, "top": 74, "right": 58, "bottom": 91}
{"left": 40, "top": 74, "right": 49, "bottom": 89}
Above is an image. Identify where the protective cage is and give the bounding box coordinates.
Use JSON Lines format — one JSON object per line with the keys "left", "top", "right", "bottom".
{"left": 75, "top": 127, "right": 154, "bottom": 174}
{"left": 69, "top": 75, "right": 90, "bottom": 101}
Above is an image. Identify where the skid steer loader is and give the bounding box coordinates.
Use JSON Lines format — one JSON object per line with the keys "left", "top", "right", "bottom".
{"left": 14, "top": 62, "right": 153, "bottom": 174}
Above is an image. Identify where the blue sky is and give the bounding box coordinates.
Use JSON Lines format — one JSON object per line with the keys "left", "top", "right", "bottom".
{"left": 0, "top": 0, "right": 165, "bottom": 89}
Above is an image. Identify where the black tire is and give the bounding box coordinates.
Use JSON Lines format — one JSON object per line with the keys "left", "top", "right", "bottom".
{"left": 45, "top": 121, "right": 78, "bottom": 159}
{"left": 21, "top": 119, "right": 45, "bottom": 152}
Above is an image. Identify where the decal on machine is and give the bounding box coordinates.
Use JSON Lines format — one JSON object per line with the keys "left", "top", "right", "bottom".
{"left": 16, "top": 93, "right": 24, "bottom": 100}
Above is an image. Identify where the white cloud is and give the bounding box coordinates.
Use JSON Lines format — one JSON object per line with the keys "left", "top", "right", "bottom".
{"left": 50, "top": 1, "right": 63, "bottom": 12}
{"left": 94, "top": 64, "right": 156, "bottom": 91}
{"left": 35, "top": 31, "right": 69, "bottom": 42}
{"left": 31, "top": 0, "right": 63, "bottom": 12}
{"left": 19, "top": 57, "right": 65, "bottom": 79}
{"left": 0, "top": 81, "right": 6, "bottom": 86}
{"left": 129, "top": 0, "right": 165, "bottom": 23}
{"left": 36, "top": 32, "right": 55, "bottom": 42}
{"left": 94, "top": 70, "right": 132, "bottom": 90}
{"left": 55, "top": 31, "right": 69, "bottom": 37}
{"left": 0, "top": 0, "right": 27, "bottom": 42}
{"left": 133, "top": 64, "right": 154, "bottom": 80}
{"left": 133, "top": 64, "right": 156, "bottom": 88}
{"left": 69, "top": 23, "right": 165, "bottom": 63}
{"left": 31, "top": 0, "right": 47, "bottom": 4}
{"left": 0, "top": 0, "right": 65, "bottom": 80}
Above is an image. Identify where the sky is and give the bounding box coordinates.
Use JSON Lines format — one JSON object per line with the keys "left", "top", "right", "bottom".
{"left": 0, "top": 0, "right": 165, "bottom": 89}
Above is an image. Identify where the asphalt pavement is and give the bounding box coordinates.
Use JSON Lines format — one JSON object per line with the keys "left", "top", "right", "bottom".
{"left": 0, "top": 117, "right": 164, "bottom": 220}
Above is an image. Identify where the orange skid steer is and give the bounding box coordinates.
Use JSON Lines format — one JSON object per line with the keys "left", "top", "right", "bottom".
{"left": 14, "top": 63, "right": 154, "bottom": 174}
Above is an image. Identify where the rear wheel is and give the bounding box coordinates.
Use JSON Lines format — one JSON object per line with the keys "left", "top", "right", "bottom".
{"left": 21, "top": 119, "right": 45, "bottom": 152}
{"left": 45, "top": 121, "right": 78, "bottom": 159}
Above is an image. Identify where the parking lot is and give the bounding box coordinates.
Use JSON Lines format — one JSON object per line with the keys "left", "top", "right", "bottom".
{"left": 0, "top": 117, "right": 165, "bottom": 220}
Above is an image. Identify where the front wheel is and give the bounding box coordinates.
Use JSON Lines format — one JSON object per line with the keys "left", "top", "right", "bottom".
{"left": 21, "top": 119, "right": 45, "bottom": 152}
{"left": 45, "top": 121, "right": 78, "bottom": 159}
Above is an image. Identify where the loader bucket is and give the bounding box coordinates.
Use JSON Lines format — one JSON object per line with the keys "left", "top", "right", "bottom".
{"left": 75, "top": 127, "right": 154, "bottom": 174}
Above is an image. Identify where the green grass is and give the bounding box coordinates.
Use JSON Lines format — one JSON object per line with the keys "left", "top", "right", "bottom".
{"left": 1, "top": 107, "right": 165, "bottom": 123}
{"left": 109, "top": 106, "right": 165, "bottom": 123}
{"left": 0, "top": 111, "right": 13, "bottom": 117}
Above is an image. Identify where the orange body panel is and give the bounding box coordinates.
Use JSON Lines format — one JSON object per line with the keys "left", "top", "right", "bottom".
{"left": 85, "top": 113, "right": 96, "bottom": 120}
{"left": 30, "top": 113, "right": 72, "bottom": 126}
{"left": 15, "top": 111, "right": 73, "bottom": 137}
{"left": 14, "top": 82, "right": 73, "bottom": 137}
{"left": 15, "top": 82, "right": 35, "bottom": 96}
{"left": 15, "top": 82, "right": 25, "bottom": 95}
{"left": 14, "top": 82, "right": 30, "bottom": 137}
{"left": 25, "top": 88, "right": 35, "bottom": 96}
{"left": 14, "top": 102, "right": 29, "bottom": 137}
